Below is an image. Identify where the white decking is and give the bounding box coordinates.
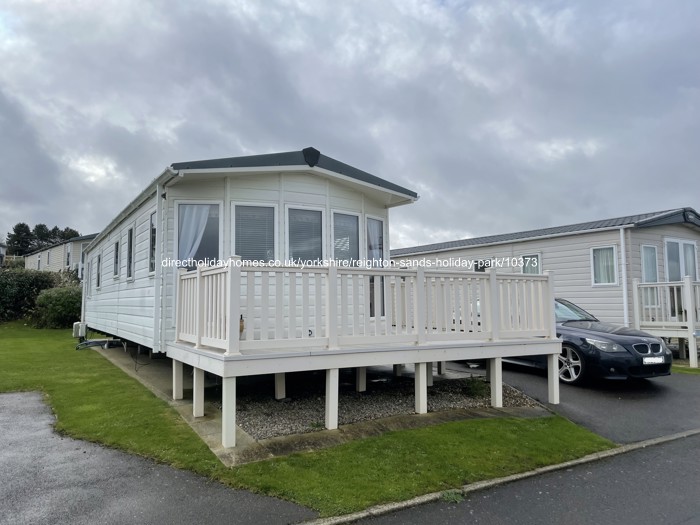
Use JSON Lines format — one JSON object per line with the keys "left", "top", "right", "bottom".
{"left": 633, "top": 276, "right": 700, "bottom": 368}
{"left": 167, "top": 259, "right": 562, "bottom": 447}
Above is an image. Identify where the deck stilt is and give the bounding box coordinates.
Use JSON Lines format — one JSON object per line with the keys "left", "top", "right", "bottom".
{"left": 437, "top": 361, "right": 446, "bottom": 375}
{"left": 274, "top": 372, "right": 286, "bottom": 400}
{"left": 172, "top": 359, "right": 183, "bottom": 400}
{"left": 325, "top": 368, "right": 339, "bottom": 430}
{"left": 427, "top": 362, "right": 434, "bottom": 386}
{"left": 415, "top": 362, "right": 428, "bottom": 414}
{"left": 489, "top": 357, "right": 502, "bottom": 408}
{"left": 193, "top": 367, "right": 204, "bottom": 417}
{"left": 356, "top": 367, "right": 367, "bottom": 392}
{"left": 547, "top": 353, "right": 560, "bottom": 404}
{"left": 222, "top": 377, "right": 236, "bottom": 448}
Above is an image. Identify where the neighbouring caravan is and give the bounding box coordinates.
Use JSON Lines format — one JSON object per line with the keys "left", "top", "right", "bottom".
{"left": 392, "top": 208, "right": 700, "bottom": 367}
{"left": 24, "top": 234, "right": 97, "bottom": 278}
{"left": 82, "top": 148, "right": 561, "bottom": 448}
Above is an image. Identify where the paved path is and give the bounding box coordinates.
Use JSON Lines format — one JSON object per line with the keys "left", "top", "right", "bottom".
{"left": 0, "top": 392, "right": 316, "bottom": 525}
{"left": 357, "top": 432, "right": 700, "bottom": 524}
{"left": 501, "top": 366, "right": 700, "bottom": 443}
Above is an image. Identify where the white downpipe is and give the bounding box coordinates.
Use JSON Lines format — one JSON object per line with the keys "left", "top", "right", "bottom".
{"left": 620, "top": 227, "right": 629, "bottom": 326}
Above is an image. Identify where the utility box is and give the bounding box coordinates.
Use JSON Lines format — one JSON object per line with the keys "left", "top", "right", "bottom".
{"left": 72, "top": 322, "right": 87, "bottom": 338}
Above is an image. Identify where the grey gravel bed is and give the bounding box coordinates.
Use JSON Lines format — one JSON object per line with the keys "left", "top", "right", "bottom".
{"left": 215, "top": 373, "right": 539, "bottom": 441}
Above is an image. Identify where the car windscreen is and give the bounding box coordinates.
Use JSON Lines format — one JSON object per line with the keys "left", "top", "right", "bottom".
{"left": 554, "top": 299, "right": 598, "bottom": 323}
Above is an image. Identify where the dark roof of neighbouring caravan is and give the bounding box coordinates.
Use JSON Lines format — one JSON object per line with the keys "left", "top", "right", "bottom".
{"left": 171, "top": 147, "right": 418, "bottom": 199}
{"left": 391, "top": 207, "right": 700, "bottom": 257}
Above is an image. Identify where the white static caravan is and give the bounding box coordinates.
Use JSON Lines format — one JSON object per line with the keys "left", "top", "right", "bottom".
{"left": 82, "top": 148, "right": 561, "bottom": 448}
{"left": 392, "top": 208, "right": 700, "bottom": 367}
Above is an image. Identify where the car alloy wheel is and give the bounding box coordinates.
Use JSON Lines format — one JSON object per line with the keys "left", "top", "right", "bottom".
{"left": 558, "top": 344, "right": 584, "bottom": 384}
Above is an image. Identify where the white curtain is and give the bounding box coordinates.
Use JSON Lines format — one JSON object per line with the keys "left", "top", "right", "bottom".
{"left": 683, "top": 244, "right": 697, "bottom": 280}
{"left": 367, "top": 218, "right": 384, "bottom": 267}
{"left": 642, "top": 246, "right": 658, "bottom": 283}
{"left": 593, "top": 247, "right": 615, "bottom": 284}
{"left": 178, "top": 204, "right": 210, "bottom": 261}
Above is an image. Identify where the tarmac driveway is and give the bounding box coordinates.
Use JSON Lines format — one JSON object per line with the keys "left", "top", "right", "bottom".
{"left": 501, "top": 365, "right": 700, "bottom": 443}
{"left": 0, "top": 392, "right": 315, "bottom": 525}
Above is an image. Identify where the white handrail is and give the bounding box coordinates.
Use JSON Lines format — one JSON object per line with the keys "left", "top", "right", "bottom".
{"left": 175, "top": 262, "right": 557, "bottom": 352}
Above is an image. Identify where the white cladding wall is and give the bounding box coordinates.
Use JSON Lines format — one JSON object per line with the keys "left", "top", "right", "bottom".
{"left": 84, "top": 197, "right": 157, "bottom": 348}
{"left": 84, "top": 172, "right": 391, "bottom": 351}
{"left": 393, "top": 229, "right": 627, "bottom": 324}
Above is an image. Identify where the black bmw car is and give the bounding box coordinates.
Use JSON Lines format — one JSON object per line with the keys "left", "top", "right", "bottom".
{"left": 505, "top": 298, "right": 673, "bottom": 384}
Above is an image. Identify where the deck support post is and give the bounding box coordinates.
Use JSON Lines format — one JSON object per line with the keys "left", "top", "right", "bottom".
{"left": 274, "top": 373, "right": 286, "bottom": 400}
{"left": 437, "top": 361, "right": 446, "bottom": 375}
{"left": 355, "top": 367, "right": 367, "bottom": 392}
{"left": 222, "top": 377, "right": 237, "bottom": 448}
{"left": 427, "top": 362, "right": 434, "bottom": 386}
{"left": 193, "top": 367, "right": 204, "bottom": 417}
{"left": 683, "top": 276, "right": 698, "bottom": 368}
{"left": 393, "top": 364, "right": 404, "bottom": 377}
{"left": 488, "top": 357, "right": 502, "bottom": 408}
{"left": 415, "top": 362, "right": 428, "bottom": 414}
{"left": 172, "top": 359, "right": 183, "bottom": 400}
{"left": 325, "top": 368, "right": 339, "bottom": 430}
{"left": 547, "top": 353, "right": 560, "bottom": 404}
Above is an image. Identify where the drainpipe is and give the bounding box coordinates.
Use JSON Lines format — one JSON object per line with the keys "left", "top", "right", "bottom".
{"left": 620, "top": 227, "right": 629, "bottom": 326}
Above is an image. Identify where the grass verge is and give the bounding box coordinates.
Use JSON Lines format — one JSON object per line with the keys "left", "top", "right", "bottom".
{"left": 672, "top": 365, "right": 700, "bottom": 375}
{"left": 0, "top": 321, "right": 615, "bottom": 516}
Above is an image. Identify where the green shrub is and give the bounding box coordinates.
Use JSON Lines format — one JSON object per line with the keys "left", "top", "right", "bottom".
{"left": 0, "top": 269, "right": 59, "bottom": 321}
{"left": 31, "top": 286, "right": 82, "bottom": 328}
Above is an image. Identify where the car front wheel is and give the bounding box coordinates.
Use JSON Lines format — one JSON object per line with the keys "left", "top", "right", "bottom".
{"left": 558, "top": 344, "right": 585, "bottom": 384}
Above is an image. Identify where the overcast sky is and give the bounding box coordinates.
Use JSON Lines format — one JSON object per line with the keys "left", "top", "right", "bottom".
{"left": 1, "top": 0, "right": 698, "bottom": 250}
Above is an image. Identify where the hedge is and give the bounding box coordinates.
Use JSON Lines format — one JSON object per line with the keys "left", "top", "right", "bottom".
{"left": 31, "top": 286, "right": 82, "bottom": 328}
{"left": 0, "top": 269, "right": 59, "bottom": 322}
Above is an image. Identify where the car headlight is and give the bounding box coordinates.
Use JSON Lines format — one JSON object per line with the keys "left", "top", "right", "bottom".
{"left": 660, "top": 339, "right": 672, "bottom": 355}
{"left": 585, "top": 338, "right": 626, "bottom": 353}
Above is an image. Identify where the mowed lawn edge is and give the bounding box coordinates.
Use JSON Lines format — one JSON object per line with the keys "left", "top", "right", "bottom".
{"left": 0, "top": 322, "right": 615, "bottom": 516}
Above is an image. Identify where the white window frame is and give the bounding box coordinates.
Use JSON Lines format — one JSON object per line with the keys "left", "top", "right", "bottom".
{"left": 285, "top": 204, "right": 326, "bottom": 263}
{"left": 331, "top": 209, "right": 363, "bottom": 263}
{"left": 664, "top": 237, "right": 698, "bottom": 282}
{"left": 366, "top": 214, "right": 387, "bottom": 267}
{"left": 66, "top": 244, "right": 71, "bottom": 268}
{"left": 96, "top": 253, "right": 102, "bottom": 290}
{"left": 37, "top": 254, "right": 41, "bottom": 270}
{"left": 230, "top": 202, "right": 278, "bottom": 261}
{"left": 520, "top": 253, "right": 541, "bottom": 275}
{"left": 590, "top": 245, "right": 618, "bottom": 286}
{"left": 174, "top": 200, "right": 224, "bottom": 266}
{"left": 113, "top": 240, "right": 120, "bottom": 278}
{"left": 640, "top": 245, "right": 659, "bottom": 283}
{"left": 125, "top": 223, "right": 135, "bottom": 281}
{"left": 149, "top": 211, "right": 157, "bottom": 274}
{"left": 46, "top": 250, "right": 50, "bottom": 266}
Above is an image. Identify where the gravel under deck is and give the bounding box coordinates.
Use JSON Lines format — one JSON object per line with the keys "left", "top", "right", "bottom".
{"left": 210, "top": 366, "right": 540, "bottom": 441}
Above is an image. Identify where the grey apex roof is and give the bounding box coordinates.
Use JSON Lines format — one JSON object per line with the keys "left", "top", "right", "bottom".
{"left": 392, "top": 207, "right": 700, "bottom": 257}
{"left": 171, "top": 147, "right": 418, "bottom": 199}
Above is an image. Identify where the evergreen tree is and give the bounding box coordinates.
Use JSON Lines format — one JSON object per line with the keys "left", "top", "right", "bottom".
{"left": 6, "top": 223, "right": 34, "bottom": 255}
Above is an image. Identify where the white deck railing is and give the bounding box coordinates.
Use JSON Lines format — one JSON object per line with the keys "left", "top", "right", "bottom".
{"left": 176, "top": 259, "right": 557, "bottom": 355}
{"left": 632, "top": 276, "right": 700, "bottom": 367}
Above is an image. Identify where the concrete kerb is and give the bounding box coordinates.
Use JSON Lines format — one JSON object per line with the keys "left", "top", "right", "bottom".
{"left": 299, "top": 427, "right": 700, "bottom": 525}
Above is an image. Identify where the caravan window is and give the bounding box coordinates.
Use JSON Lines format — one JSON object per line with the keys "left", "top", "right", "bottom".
{"left": 288, "top": 208, "right": 323, "bottom": 263}
{"left": 178, "top": 204, "right": 220, "bottom": 265}
{"left": 113, "top": 241, "right": 120, "bottom": 276}
{"left": 234, "top": 205, "right": 275, "bottom": 262}
{"left": 333, "top": 213, "right": 359, "bottom": 264}
{"left": 591, "top": 246, "right": 617, "bottom": 285}
{"left": 149, "top": 212, "right": 156, "bottom": 273}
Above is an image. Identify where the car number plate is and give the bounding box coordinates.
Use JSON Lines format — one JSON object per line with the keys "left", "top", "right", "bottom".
{"left": 643, "top": 356, "right": 664, "bottom": 365}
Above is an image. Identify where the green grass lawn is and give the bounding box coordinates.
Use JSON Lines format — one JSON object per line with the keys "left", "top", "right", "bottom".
{"left": 0, "top": 321, "right": 615, "bottom": 516}
{"left": 672, "top": 365, "right": 700, "bottom": 375}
